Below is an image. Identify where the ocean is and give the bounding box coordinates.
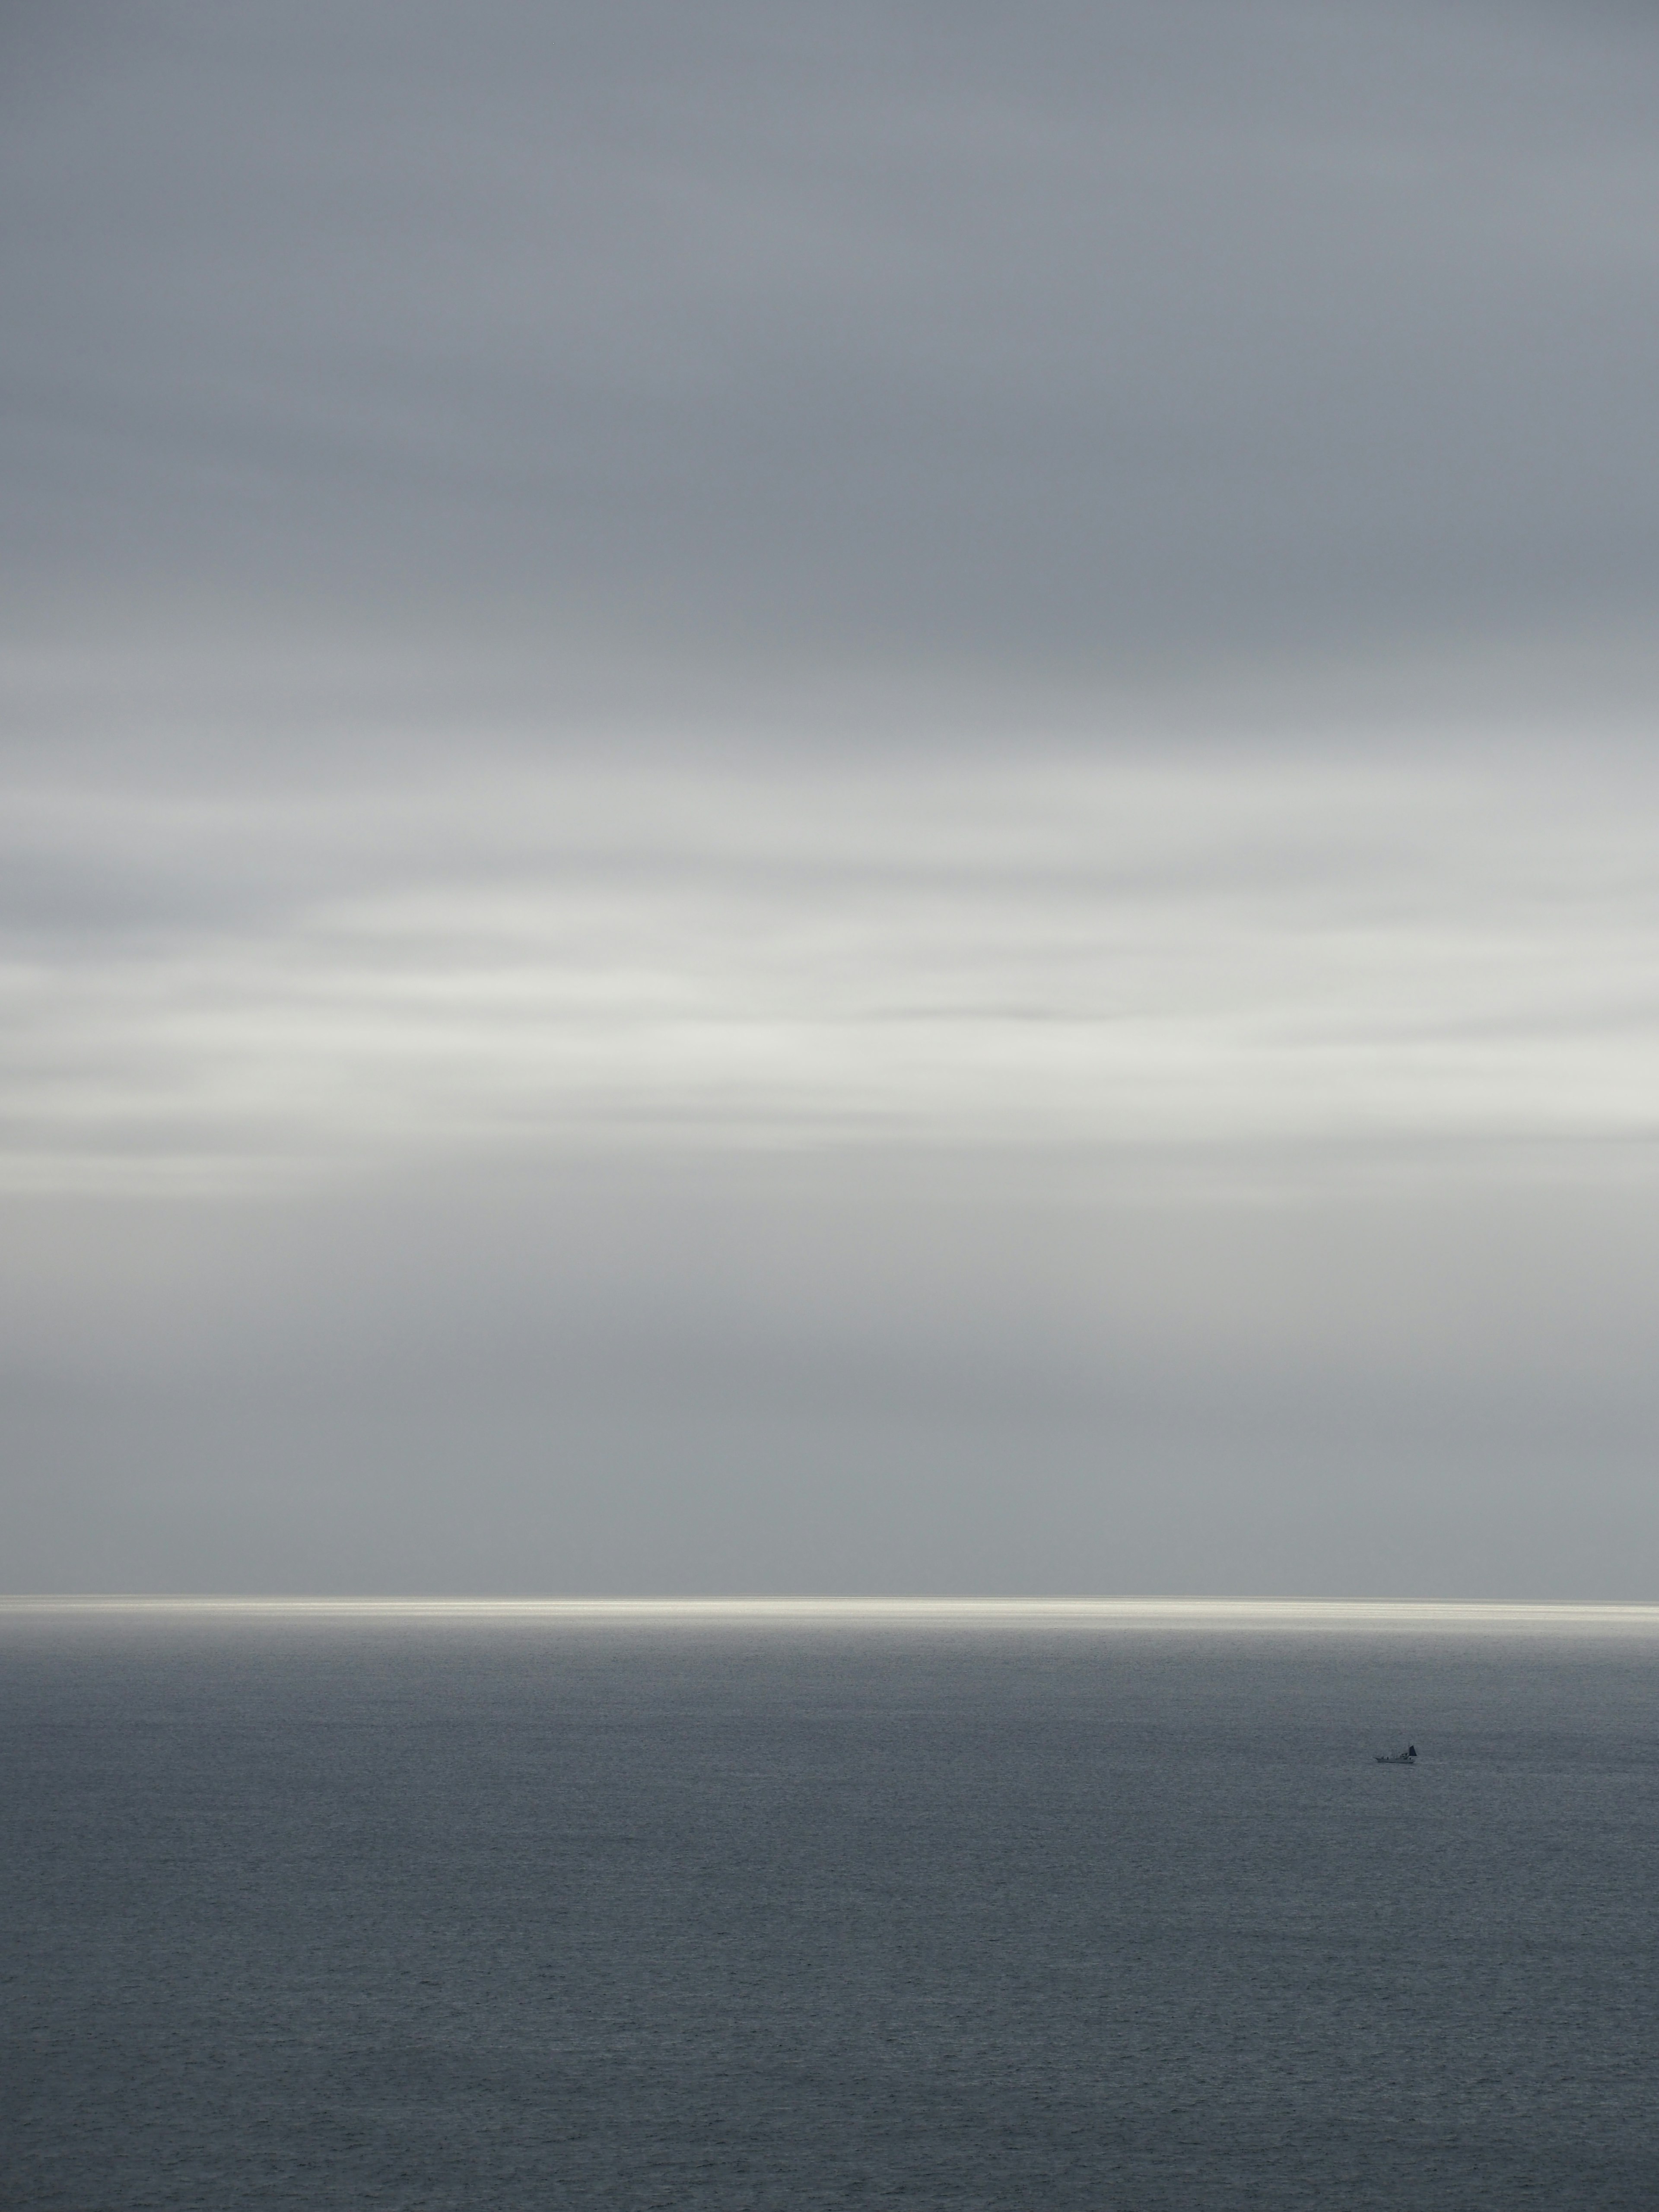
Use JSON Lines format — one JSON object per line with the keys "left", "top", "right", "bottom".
{"left": 3, "top": 1602, "right": 1657, "bottom": 2209}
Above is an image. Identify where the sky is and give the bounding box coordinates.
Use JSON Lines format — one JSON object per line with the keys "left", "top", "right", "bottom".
{"left": 6, "top": 0, "right": 1659, "bottom": 1598}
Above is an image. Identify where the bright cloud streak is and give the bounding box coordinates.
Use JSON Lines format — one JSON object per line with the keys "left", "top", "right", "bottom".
{"left": 5, "top": 739, "right": 1659, "bottom": 1192}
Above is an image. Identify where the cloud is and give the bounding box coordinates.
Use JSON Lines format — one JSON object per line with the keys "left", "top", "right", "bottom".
{"left": 7, "top": 1145, "right": 1659, "bottom": 1596}
{"left": 6, "top": 3, "right": 1659, "bottom": 1594}
{"left": 6, "top": 1, "right": 1659, "bottom": 696}
{"left": 6, "top": 737, "right": 1659, "bottom": 1192}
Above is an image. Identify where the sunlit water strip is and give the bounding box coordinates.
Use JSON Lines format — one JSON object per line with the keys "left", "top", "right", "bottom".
{"left": 4, "top": 1598, "right": 1659, "bottom": 1634}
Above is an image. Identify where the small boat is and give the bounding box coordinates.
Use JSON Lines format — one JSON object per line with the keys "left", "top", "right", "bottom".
{"left": 1375, "top": 1745, "right": 1417, "bottom": 1764}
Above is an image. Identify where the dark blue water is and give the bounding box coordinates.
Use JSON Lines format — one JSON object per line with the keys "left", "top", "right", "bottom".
{"left": 4, "top": 1615, "right": 1658, "bottom": 2209}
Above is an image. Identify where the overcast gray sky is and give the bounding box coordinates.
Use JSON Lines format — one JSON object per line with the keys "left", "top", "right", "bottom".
{"left": 6, "top": 0, "right": 1659, "bottom": 1597}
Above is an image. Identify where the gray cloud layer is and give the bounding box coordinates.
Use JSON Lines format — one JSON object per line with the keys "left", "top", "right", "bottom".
{"left": 5, "top": 3, "right": 1659, "bottom": 1595}
{"left": 8, "top": 0, "right": 1659, "bottom": 701}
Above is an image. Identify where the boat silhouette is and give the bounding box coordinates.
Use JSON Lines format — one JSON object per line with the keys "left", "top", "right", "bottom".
{"left": 1375, "top": 1744, "right": 1417, "bottom": 1764}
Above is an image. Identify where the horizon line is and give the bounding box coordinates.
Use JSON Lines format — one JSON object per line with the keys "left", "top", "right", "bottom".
{"left": 5, "top": 1596, "right": 1659, "bottom": 1633}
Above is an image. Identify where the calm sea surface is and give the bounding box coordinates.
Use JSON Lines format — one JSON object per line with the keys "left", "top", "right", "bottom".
{"left": 3, "top": 1608, "right": 1658, "bottom": 2209}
